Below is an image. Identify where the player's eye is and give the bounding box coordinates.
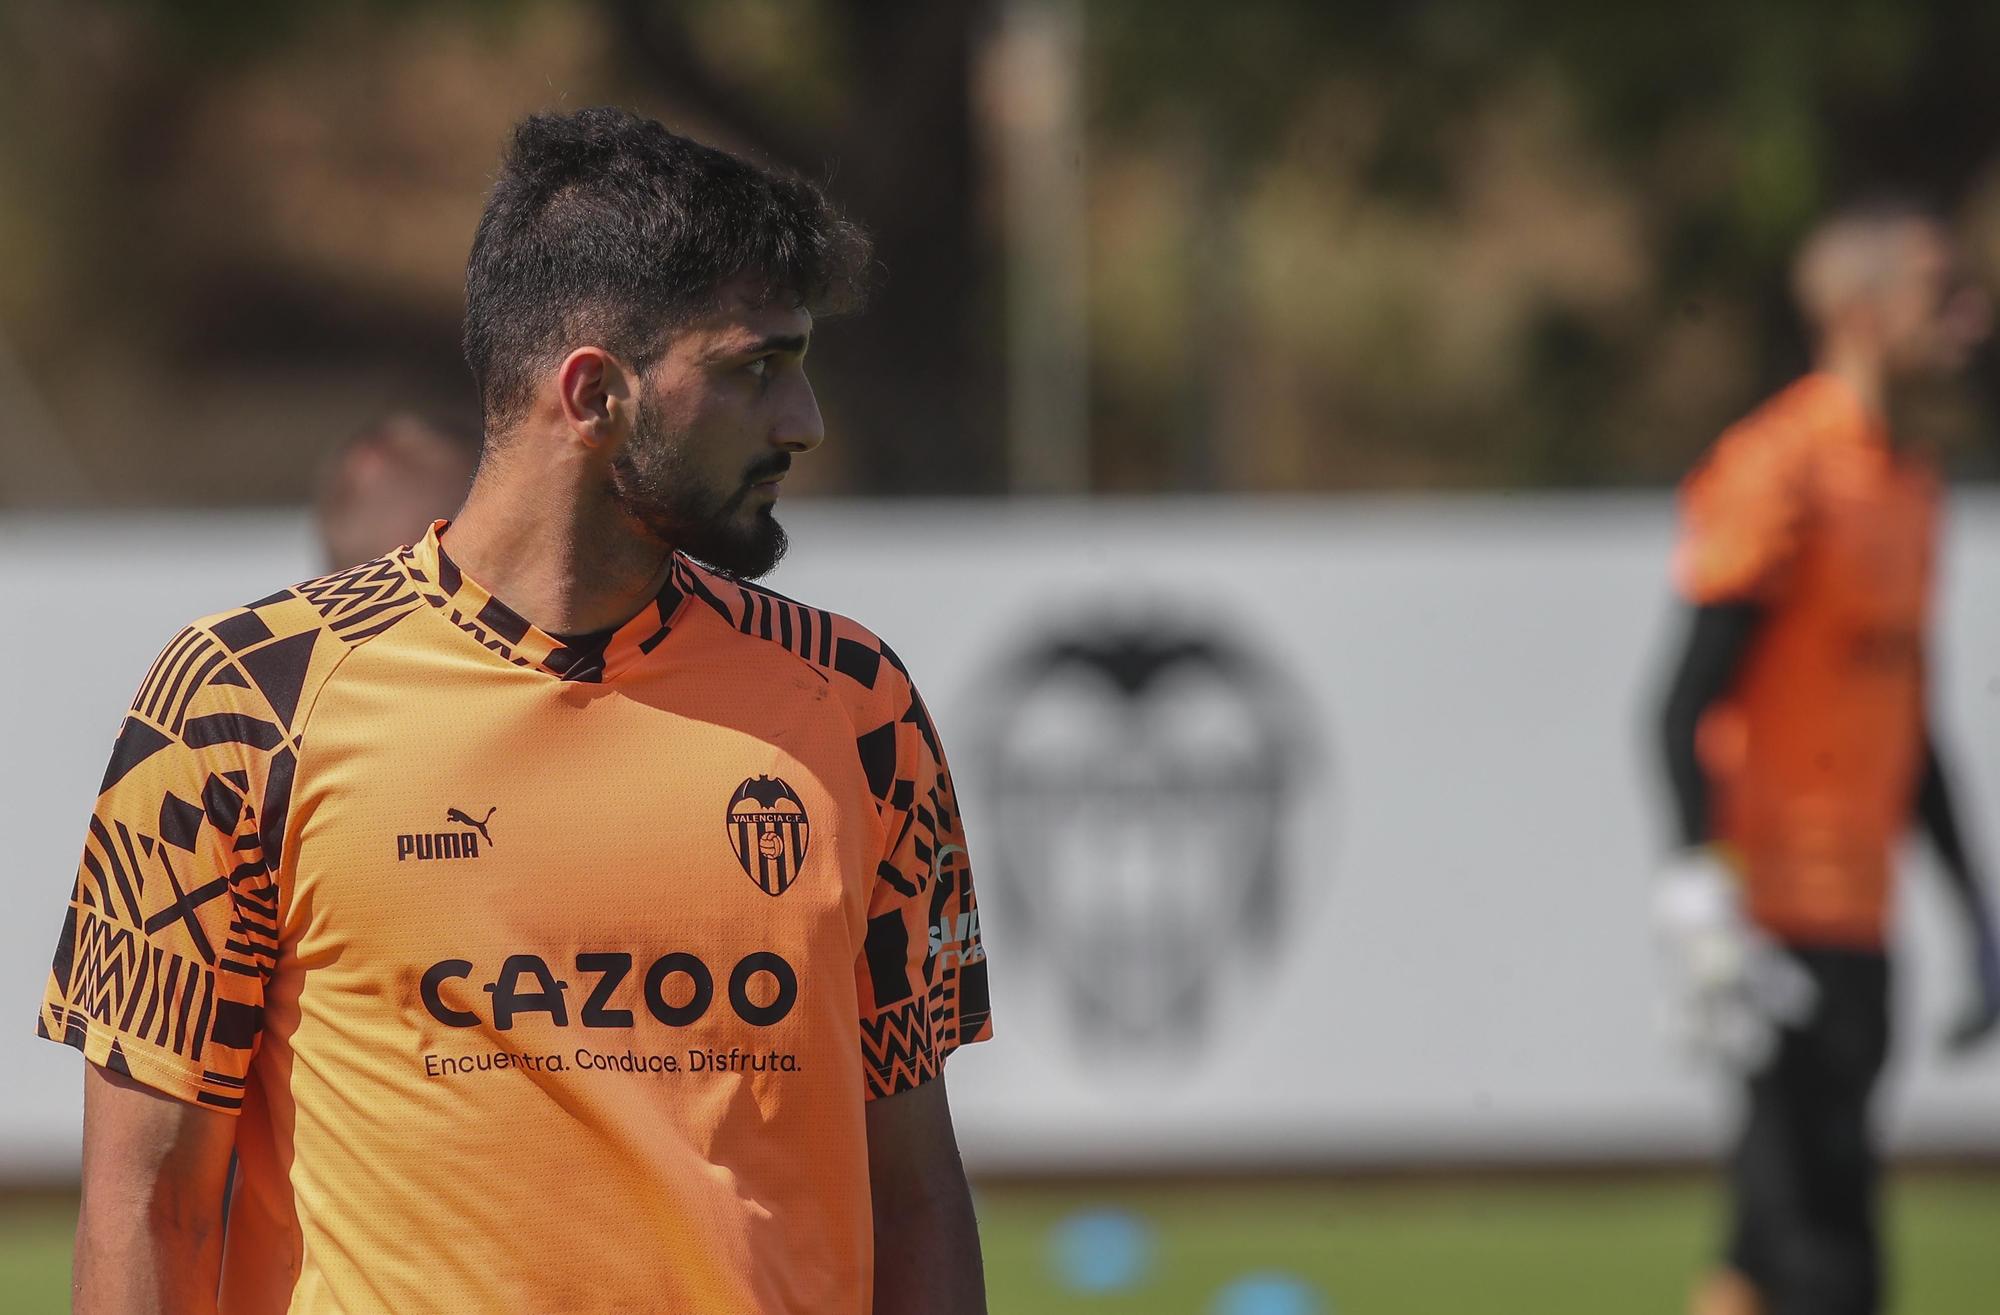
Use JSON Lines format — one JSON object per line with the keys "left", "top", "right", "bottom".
{"left": 744, "top": 357, "right": 771, "bottom": 381}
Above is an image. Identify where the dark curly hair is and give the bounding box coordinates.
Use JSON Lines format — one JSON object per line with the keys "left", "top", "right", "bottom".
{"left": 463, "top": 107, "right": 872, "bottom": 429}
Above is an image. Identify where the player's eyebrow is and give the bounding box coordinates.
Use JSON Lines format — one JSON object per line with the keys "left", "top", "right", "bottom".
{"left": 715, "top": 332, "right": 810, "bottom": 361}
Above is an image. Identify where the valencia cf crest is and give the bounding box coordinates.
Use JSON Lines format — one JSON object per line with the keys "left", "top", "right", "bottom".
{"left": 975, "top": 615, "right": 1321, "bottom": 1061}
{"left": 727, "top": 776, "right": 811, "bottom": 896}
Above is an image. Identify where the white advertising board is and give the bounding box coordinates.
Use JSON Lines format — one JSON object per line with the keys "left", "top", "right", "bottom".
{"left": 3, "top": 496, "right": 1997, "bottom": 1177}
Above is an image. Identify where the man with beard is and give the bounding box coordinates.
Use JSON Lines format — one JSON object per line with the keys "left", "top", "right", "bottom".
{"left": 1654, "top": 198, "right": 2000, "bottom": 1315}
{"left": 43, "top": 108, "right": 991, "bottom": 1315}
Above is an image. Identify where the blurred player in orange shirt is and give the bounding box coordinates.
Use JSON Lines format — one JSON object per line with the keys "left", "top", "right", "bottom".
{"left": 1655, "top": 199, "right": 2000, "bottom": 1315}
{"left": 313, "top": 412, "right": 477, "bottom": 570}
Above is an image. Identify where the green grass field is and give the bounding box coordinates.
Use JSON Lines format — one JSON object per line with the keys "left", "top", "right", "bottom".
{"left": 4, "top": 1175, "right": 1996, "bottom": 1313}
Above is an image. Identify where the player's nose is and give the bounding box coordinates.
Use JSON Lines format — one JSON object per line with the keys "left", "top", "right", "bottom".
{"left": 772, "top": 374, "right": 825, "bottom": 454}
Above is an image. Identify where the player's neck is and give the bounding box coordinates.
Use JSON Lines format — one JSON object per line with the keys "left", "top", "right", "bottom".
{"left": 1813, "top": 344, "right": 1891, "bottom": 436}
{"left": 442, "top": 457, "right": 673, "bottom": 638}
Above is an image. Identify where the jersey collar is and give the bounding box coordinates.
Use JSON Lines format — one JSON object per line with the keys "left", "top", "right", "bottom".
{"left": 401, "top": 521, "right": 688, "bottom": 683}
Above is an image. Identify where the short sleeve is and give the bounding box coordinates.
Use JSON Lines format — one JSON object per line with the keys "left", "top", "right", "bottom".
{"left": 1672, "top": 422, "right": 1811, "bottom": 604}
{"left": 854, "top": 677, "right": 993, "bottom": 1100}
{"left": 37, "top": 623, "right": 291, "bottom": 1113}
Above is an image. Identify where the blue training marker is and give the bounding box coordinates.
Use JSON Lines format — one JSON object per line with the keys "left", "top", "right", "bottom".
{"left": 1212, "top": 1271, "right": 1325, "bottom": 1315}
{"left": 1048, "top": 1207, "right": 1155, "bottom": 1293}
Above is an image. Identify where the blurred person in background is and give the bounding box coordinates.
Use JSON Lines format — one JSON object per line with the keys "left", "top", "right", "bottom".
{"left": 313, "top": 411, "right": 478, "bottom": 569}
{"left": 1653, "top": 198, "right": 2000, "bottom": 1315}
{"left": 39, "top": 107, "right": 989, "bottom": 1315}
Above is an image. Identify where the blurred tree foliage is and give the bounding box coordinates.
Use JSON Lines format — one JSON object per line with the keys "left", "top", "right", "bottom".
{"left": 1, "top": 0, "right": 1998, "bottom": 505}
{"left": 0, "top": 0, "right": 996, "bottom": 500}
{"left": 1084, "top": 0, "right": 2000, "bottom": 488}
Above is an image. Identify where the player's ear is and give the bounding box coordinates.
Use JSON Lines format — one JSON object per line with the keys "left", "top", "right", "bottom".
{"left": 555, "top": 346, "right": 636, "bottom": 450}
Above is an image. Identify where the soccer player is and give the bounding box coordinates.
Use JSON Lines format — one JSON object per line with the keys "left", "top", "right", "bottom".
{"left": 40, "top": 108, "right": 992, "bottom": 1314}
{"left": 1654, "top": 198, "right": 2000, "bottom": 1315}
{"left": 313, "top": 412, "right": 478, "bottom": 570}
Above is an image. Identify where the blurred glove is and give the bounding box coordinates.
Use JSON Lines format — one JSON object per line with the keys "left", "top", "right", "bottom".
{"left": 1944, "top": 923, "right": 2000, "bottom": 1055}
{"left": 1652, "top": 848, "right": 1816, "bottom": 1071}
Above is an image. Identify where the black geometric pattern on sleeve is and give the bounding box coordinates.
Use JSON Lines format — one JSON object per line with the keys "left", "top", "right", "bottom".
{"left": 673, "top": 560, "right": 877, "bottom": 689}
{"left": 859, "top": 763, "right": 988, "bottom": 1098}
{"left": 860, "top": 997, "right": 937, "bottom": 1099}
{"left": 295, "top": 552, "right": 425, "bottom": 647}
{"left": 57, "top": 908, "right": 216, "bottom": 1065}
{"left": 41, "top": 555, "right": 423, "bottom": 1106}
{"left": 862, "top": 686, "right": 989, "bottom": 1091}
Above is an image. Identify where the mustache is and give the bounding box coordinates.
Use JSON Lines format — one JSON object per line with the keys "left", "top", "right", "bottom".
{"left": 743, "top": 454, "right": 792, "bottom": 486}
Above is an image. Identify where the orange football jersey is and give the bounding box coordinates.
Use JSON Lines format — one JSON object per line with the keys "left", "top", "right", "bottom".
{"left": 1674, "top": 373, "right": 1939, "bottom": 948}
{"left": 39, "top": 523, "right": 991, "bottom": 1314}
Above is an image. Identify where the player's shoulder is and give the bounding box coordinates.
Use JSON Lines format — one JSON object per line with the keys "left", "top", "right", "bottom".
{"left": 186, "top": 549, "right": 426, "bottom": 654}
{"left": 1686, "top": 377, "right": 1837, "bottom": 501}
{"left": 140, "top": 551, "right": 429, "bottom": 724}
{"left": 669, "top": 555, "right": 918, "bottom": 708}
{"left": 1710, "top": 376, "right": 1851, "bottom": 468}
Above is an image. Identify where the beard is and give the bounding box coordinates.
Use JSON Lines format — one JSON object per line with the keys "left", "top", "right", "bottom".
{"left": 609, "top": 406, "right": 790, "bottom": 581}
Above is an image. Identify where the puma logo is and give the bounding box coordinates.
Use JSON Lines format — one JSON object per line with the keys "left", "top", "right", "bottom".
{"left": 397, "top": 806, "right": 495, "bottom": 862}
{"left": 445, "top": 806, "right": 497, "bottom": 847}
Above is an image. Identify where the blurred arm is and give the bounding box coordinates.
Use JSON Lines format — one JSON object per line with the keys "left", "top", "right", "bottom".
{"left": 1657, "top": 602, "right": 1763, "bottom": 847}
{"left": 1917, "top": 728, "right": 2000, "bottom": 1050}
{"left": 75, "top": 1063, "right": 235, "bottom": 1315}
{"left": 1916, "top": 730, "right": 1992, "bottom": 924}
{"left": 866, "top": 1077, "right": 987, "bottom": 1315}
